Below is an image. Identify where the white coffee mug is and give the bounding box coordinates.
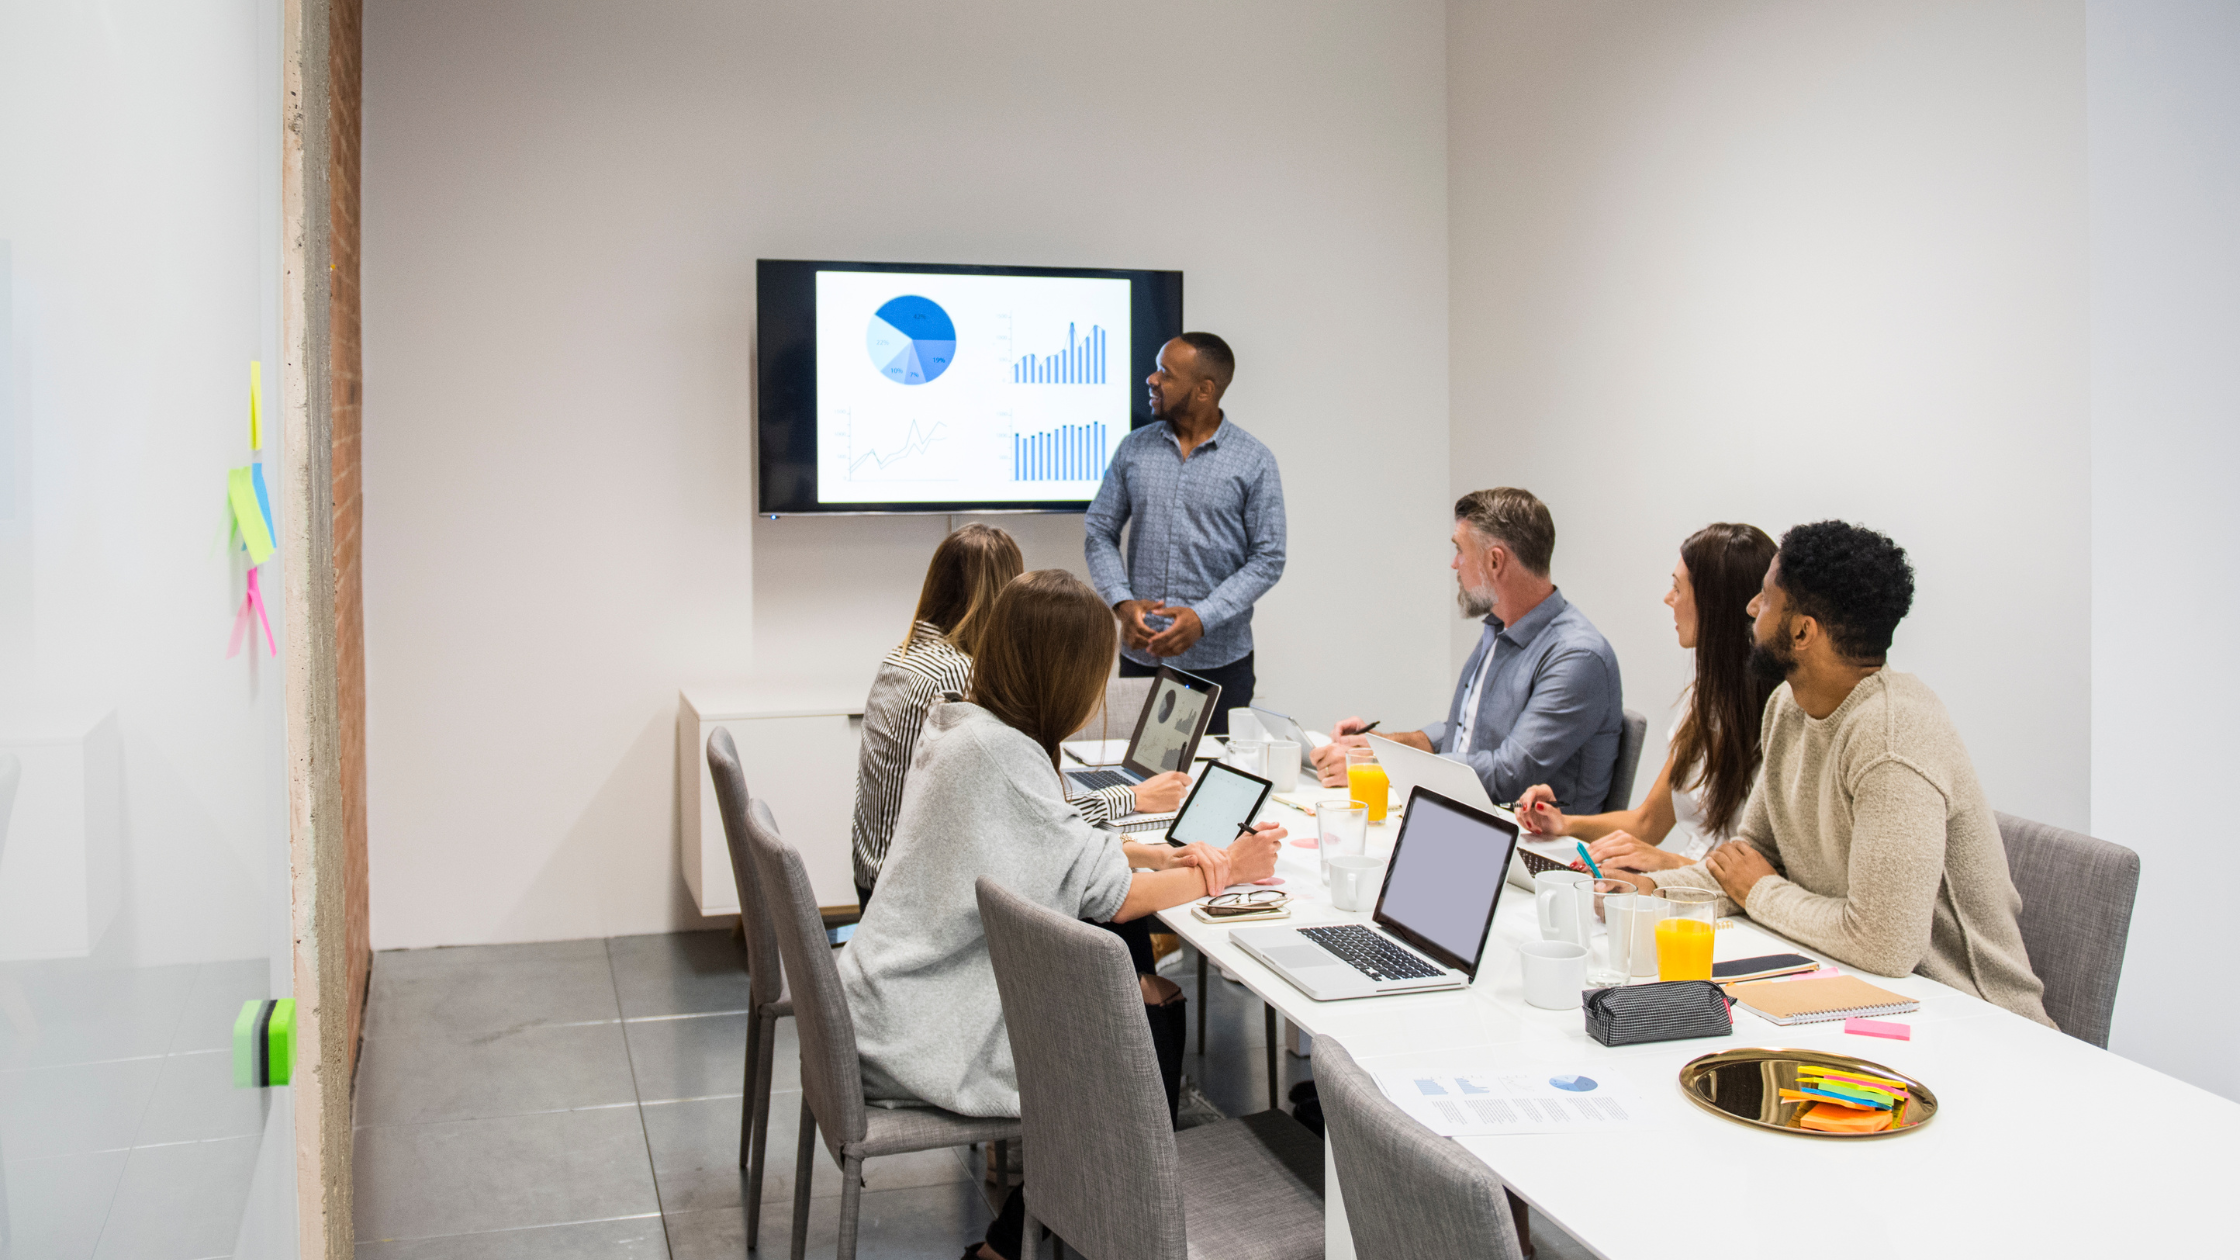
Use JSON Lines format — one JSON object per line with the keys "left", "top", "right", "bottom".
{"left": 1517, "top": 939, "right": 1589, "bottom": 1010}
{"left": 1327, "top": 856, "right": 1386, "bottom": 913}
{"left": 1266, "top": 740, "right": 1300, "bottom": 792}
{"left": 1534, "top": 870, "right": 1591, "bottom": 945}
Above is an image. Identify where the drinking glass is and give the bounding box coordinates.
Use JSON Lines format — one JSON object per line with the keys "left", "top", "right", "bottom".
{"left": 1227, "top": 708, "right": 1264, "bottom": 743}
{"left": 1577, "top": 879, "right": 1641, "bottom": 986}
{"left": 1652, "top": 886, "right": 1721, "bottom": 981}
{"left": 1313, "top": 800, "right": 1368, "bottom": 885}
{"left": 1344, "top": 747, "right": 1390, "bottom": 822}
{"left": 1228, "top": 738, "right": 1268, "bottom": 777}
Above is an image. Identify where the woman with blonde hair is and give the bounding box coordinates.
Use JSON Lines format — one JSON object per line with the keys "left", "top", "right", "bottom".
{"left": 839, "top": 570, "right": 1282, "bottom": 1260}
{"left": 850, "top": 527, "right": 1187, "bottom": 905}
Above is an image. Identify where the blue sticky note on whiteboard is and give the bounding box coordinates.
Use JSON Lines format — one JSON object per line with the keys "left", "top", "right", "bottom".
{"left": 251, "top": 462, "right": 275, "bottom": 542}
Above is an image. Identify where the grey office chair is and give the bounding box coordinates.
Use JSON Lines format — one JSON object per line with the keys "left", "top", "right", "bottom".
{"left": 742, "top": 804, "right": 1019, "bottom": 1260}
{"left": 706, "top": 728, "right": 794, "bottom": 1251}
{"left": 1600, "top": 709, "right": 1648, "bottom": 813}
{"left": 1996, "top": 812, "right": 2140, "bottom": 1048}
{"left": 976, "top": 876, "right": 1323, "bottom": 1260}
{"left": 1315, "top": 1038, "right": 1525, "bottom": 1260}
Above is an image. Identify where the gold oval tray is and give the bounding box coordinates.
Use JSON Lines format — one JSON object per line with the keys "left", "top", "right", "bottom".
{"left": 1678, "top": 1048, "right": 1937, "bottom": 1138}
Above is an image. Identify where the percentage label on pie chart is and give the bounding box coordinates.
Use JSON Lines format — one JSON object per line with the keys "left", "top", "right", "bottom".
{"left": 867, "top": 296, "right": 956, "bottom": 385}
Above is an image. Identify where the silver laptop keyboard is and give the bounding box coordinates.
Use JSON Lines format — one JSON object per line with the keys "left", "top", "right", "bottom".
{"left": 1299, "top": 925, "right": 1445, "bottom": 981}
{"left": 1068, "top": 769, "right": 1133, "bottom": 792}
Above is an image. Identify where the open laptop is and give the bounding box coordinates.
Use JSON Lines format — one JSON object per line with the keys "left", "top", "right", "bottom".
{"left": 1247, "top": 704, "right": 1329, "bottom": 776}
{"left": 1369, "top": 735, "right": 1580, "bottom": 890}
{"left": 1234, "top": 787, "right": 1517, "bottom": 1001}
{"left": 1064, "top": 665, "right": 1221, "bottom": 794}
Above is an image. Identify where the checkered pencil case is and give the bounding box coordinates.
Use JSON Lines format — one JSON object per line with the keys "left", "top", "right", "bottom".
{"left": 1582, "top": 981, "right": 1732, "bottom": 1047}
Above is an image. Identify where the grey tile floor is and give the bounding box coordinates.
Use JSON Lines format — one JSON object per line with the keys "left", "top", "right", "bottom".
{"left": 353, "top": 930, "right": 1592, "bottom": 1259}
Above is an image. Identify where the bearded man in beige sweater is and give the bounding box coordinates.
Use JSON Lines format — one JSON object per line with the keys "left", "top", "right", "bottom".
{"left": 1626, "top": 521, "right": 2051, "bottom": 1026}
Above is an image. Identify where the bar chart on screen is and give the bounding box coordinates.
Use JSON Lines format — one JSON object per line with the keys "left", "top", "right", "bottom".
{"left": 1012, "top": 420, "right": 1111, "bottom": 482}
{"left": 1012, "top": 323, "right": 1110, "bottom": 384}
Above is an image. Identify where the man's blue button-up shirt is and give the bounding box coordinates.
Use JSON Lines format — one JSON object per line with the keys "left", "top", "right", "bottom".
{"left": 1422, "top": 589, "right": 1624, "bottom": 808}
{"left": 1084, "top": 416, "right": 1286, "bottom": 671}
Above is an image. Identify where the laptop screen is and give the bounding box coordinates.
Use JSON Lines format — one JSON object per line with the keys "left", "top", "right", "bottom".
{"left": 1373, "top": 788, "right": 1518, "bottom": 975}
{"left": 1128, "top": 670, "right": 1215, "bottom": 775}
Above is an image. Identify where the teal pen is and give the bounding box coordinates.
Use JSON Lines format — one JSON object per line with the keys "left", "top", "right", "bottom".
{"left": 1576, "top": 842, "right": 1603, "bottom": 879}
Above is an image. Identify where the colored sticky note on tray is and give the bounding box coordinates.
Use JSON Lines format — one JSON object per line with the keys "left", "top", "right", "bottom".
{"left": 1797, "top": 1100, "right": 1895, "bottom": 1134}
{"left": 1845, "top": 1017, "right": 1911, "bottom": 1041}
{"left": 228, "top": 467, "right": 275, "bottom": 565}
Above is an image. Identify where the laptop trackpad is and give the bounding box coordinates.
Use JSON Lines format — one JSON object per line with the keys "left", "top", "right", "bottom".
{"left": 1263, "top": 944, "right": 1341, "bottom": 971}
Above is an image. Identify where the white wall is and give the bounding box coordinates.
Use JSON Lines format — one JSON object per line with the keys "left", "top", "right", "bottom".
{"left": 0, "top": 0, "right": 292, "bottom": 973}
{"left": 362, "top": 0, "right": 1454, "bottom": 948}
{"left": 1445, "top": 0, "right": 2091, "bottom": 831}
{"left": 2087, "top": 0, "right": 2240, "bottom": 1100}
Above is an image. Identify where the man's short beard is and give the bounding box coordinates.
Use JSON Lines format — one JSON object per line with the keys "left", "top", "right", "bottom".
{"left": 1748, "top": 624, "right": 1797, "bottom": 685}
{"left": 1457, "top": 581, "right": 1497, "bottom": 619}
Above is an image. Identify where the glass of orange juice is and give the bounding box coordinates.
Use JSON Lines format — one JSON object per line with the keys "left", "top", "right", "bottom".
{"left": 1344, "top": 748, "right": 1391, "bottom": 822}
{"left": 1651, "top": 886, "right": 1720, "bottom": 981}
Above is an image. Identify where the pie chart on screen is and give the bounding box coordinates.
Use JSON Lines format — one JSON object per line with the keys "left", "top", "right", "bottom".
{"left": 867, "top": 296, "right": 956, "bottom": 385}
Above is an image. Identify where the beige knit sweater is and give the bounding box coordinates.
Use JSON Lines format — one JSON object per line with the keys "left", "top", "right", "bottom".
{"left": 1655, "top": 671, "right": 2052, "bottom": 1026}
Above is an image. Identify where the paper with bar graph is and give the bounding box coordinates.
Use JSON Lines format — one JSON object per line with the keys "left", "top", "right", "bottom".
{"left": 814, "top": 269, "right": 1132, "bottom": 504}
{"left": 1373, "top": 1063, "right": 1658, "bottom": 1136}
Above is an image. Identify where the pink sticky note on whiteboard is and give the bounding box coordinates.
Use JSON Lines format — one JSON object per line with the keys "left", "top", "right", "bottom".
{"left": 1845, "top": 1018, "right": 1911, "bottom": 1041}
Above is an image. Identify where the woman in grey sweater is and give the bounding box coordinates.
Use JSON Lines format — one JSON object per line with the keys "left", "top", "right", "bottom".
{"left": 837, "top": 570, "right": 1283, "bottom": 1260}
{"left": 849, "top": 525, "right": 1190, "bottom": 905}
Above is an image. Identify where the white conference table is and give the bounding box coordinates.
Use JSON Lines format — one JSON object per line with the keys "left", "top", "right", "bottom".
{"left": 1156, "top": 785, "right": 2238, "bottom": 1259}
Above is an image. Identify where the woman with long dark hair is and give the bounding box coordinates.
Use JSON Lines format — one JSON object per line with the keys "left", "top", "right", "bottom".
{"left": 1517, "top": 522, "right": 1777, "bottom": 871}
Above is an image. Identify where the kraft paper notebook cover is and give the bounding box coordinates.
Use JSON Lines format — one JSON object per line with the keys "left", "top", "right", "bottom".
{"left": 1727, "top": 975, "right": 1920, "bottom": 1025}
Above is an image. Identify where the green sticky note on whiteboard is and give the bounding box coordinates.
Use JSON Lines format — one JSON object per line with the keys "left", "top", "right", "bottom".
{"left": 228, "top": 467, "right": 274, "bottom": 565}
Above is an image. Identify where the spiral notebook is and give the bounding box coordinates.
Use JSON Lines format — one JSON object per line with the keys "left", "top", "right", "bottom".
{"left": 1726, "top": 975, "right": 1920, "bottom": 1025}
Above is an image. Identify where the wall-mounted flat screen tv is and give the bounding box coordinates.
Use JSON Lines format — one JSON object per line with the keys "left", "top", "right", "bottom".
{"left": 756, "top": 259, "right": 1184, "bottom": 515}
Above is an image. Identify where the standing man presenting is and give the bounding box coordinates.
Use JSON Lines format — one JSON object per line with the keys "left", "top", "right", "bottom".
{"left": 1086, "top": 332, "right": 1285, "bottom": 733}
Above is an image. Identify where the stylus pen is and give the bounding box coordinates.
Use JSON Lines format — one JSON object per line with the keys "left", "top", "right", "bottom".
{"left": 1356, "top": 721, "right": 1381, "bottom": 734}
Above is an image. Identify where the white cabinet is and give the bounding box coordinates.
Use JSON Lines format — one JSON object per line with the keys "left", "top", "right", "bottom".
{"left": 677, "top": 686, "right": 864, "bottom": 914}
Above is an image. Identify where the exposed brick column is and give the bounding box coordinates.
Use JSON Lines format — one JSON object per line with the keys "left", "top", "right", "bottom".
{"left": 328, "top": 0, "right": 370, "bottom": 1080}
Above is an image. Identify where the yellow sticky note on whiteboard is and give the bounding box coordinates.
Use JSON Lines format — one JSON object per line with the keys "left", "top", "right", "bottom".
{"left": 228, "top": 467, "right": 275, "bottom": 565}
{"left": 249, "top": 360, "right": 263, "bottom": 450}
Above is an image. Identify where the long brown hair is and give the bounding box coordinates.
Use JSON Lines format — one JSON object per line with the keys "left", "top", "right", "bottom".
{"left": 905, "top": 524, "right": 1025, "bottom": 659}
{"left": 1668, "top": 522, "right": 1779, "bottom": 836}
{"left": 969, "top": 570, "right": 1117, "bottom": 767}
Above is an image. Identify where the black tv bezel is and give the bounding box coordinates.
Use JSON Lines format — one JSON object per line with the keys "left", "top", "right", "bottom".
{"left": 755, "top": 258, "right": 1185, "bottom": 516}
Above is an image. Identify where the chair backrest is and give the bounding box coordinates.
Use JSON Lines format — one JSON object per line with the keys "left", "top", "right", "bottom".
{"left": 1065, "top": 675, "right": 1154, "bottom": 744}
{"left": 1315, "top": 1039, "right": 1522, "bottom": 1260}
{"left": 705, "top": 728, "right": 785, "bottom": 1011}
{"left": 976, "top": 877, "right": 1187, "bottom": 1260}
{"left": 742, "top": 799, "right": 867, "bottom": 1156}
{"left": 1995, "top": 811, "right": 2140, "bottom": 1048}
{"left": 1601, "top": 708, "right": 1649, "bottom": 813}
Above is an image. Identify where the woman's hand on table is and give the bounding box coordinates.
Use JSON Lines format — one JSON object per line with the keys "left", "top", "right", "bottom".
{"left": 1224, "top": 823, "right": 1284, "bottom": 885}
{"left": 1130, "top": 771, "right": 1190, "bottom": 814}
{"left": 1513, "top": 785, "right": 1569, "bottom": 836}
{"left": 1587, "top": 830, "right": 1689, "bottom": 872}
{"left": 1169, "top": 842, "right": 1233, "bottom": 897}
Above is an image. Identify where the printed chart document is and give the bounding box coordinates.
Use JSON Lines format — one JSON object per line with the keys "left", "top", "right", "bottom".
{"left": 1374, "top": 1065, "right": 1656, "bottom": 1136}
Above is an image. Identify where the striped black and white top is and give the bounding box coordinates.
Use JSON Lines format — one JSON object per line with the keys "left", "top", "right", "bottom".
{"left": 850, "top": 622, "right": 1133, "bottom": 890}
